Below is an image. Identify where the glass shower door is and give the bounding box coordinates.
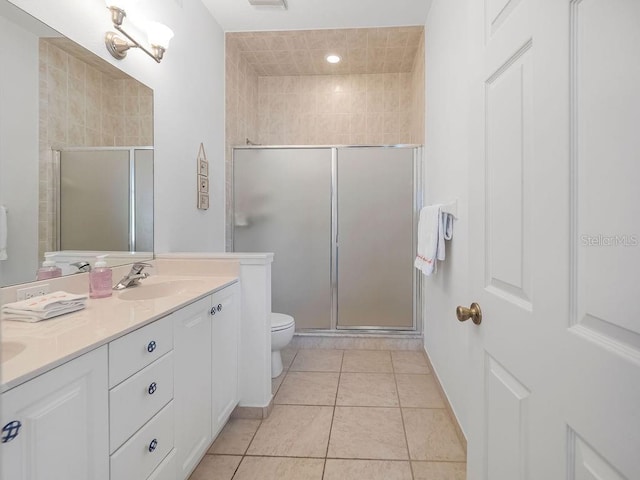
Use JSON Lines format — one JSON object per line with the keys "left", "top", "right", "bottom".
{"left": 233, "top": 148, "right": 333, "bottom": 329}
{"left": 336, "top": 147, "right": 416, "bottom": 329}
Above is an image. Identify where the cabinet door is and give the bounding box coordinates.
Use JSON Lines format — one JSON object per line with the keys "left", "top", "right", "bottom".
{"left": 173, "top": 296, "right": 212, "bottom": 479}
{"left": 212, "top": 283, "right": 240, "bottom": 436}
{"left": 1, "top": 346, "right": 109, "bottom": 480}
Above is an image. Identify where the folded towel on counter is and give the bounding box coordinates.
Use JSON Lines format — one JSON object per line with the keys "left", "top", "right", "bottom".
{"left": 0, "top": 205, "right": 7, "bottom": 261}
{"left": 1, "top": 291, "right": 88, "bottom": 322}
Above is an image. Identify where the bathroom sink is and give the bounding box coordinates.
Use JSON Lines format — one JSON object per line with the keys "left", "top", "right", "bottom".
{"left": 1, "top": 341, "right": 26, "bottom": 362}
{"left": 118, "top": 280, "right": 204, "bottom": 301}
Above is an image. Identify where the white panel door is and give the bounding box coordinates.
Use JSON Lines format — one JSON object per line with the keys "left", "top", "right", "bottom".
{"left": 466, "top": 0, "right": 640, "bottom": 478}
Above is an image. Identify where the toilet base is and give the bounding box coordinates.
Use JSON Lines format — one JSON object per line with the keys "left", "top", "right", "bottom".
{"left": 271, "top": 350, "right": 284, "bottom": 378}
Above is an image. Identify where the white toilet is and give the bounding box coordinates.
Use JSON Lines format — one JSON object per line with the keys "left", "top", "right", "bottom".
{"left": 271, "top": 313, "right": 295, "bottom": 378}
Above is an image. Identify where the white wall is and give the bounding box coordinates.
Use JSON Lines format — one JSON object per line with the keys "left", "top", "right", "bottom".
{"left": 8, "top": 0, "right": 226, "bottom": 254}
{"left": 423, "top": 0, "right": 472, "bottom": 436}
{"left": 0, "top": 15, "right": 39, "bottom": 285}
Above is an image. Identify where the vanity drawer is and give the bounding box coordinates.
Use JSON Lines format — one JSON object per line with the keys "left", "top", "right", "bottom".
{"left": 110, "top": 351, "right": 174, "bottom": 453}
{"left": 109, "top": 315, "right": 173, "bottom": 387}
{"left": 147, "top": 449, "right": 176, "bottom": 480}
{"left": 110, "top": 401, "right": 174, "bottom": 480}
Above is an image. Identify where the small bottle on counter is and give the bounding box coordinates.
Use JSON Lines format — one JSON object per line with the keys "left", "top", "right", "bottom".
{"left": 89, "top": 255, "right": 113, "bottom": 299}
{"left": 36, "top": 253, "right": 62, "bottom": 280}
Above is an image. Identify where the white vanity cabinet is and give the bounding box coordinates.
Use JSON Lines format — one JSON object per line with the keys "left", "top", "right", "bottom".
{"left": 173, "top": 295, "right": 213, "bottom": 478}
{"left": 108, "top": 316, "right": 175, "bottom": 480}
{"left": 0, "top": 346, "right": 109, "bottom": 480}
{"left": 211, "top": 283, "right": 240, "bottom": 436}
{"left": 0, "top": 278, "right": 243, "bottom": 480}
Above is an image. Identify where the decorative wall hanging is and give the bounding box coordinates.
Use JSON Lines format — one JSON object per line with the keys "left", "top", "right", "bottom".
{"left": 197, "top": 143, "right": 209, "bottom": 210}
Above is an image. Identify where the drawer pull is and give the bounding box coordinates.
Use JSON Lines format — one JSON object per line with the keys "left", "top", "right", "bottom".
{"left": 217, "top": 303, "right": 223, "bottom": 312}
{"left": 148, "top": 438, "right": 158, "bottom": 452}
{"left": 147, "top": 341, "right": 157, "bottom": 353}
{"left": 1, "top": 421, "right": 21, "bottom": 443}
{"left": 210, "top": 306, "right": 216, "bottom": 316}
{"left": 148, "top": 382, "right": 157, "bottom": 395}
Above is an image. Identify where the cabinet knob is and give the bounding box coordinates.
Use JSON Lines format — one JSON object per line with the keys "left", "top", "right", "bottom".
{"left": 217, "top": 303, "right": 223, "bottom": 312}
{"left": 210, "top": 306, "right": 216, "bottom": 316}
{"left": 148, "top": 382, "right": 157, "bottom": 395}
{"left": 1, "top": 421, "right": 21, "bottom": 443}
{"left": 147, "top": 341, "right": 157, "bottom": 353}
{"left": 148, "top": 438, "right": 158, "bottom": 452}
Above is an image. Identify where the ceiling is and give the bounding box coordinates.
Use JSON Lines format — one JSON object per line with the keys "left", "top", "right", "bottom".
{"left": 202, "top": 0, "right": 432, "bottom": 32}
{"left": 227, "top": 26, "right": 424, "bottom": 76}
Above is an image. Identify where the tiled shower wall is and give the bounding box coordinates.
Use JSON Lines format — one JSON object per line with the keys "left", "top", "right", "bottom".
{"left": 256, "top": 72, "right": 414, "bottom": 145}
{"left": 38, "top": 39, "right": 152, "bottom": 258}
{"left": 224, "top": 40, "right": 259, "bottom": 248}
{"left": 224, "top": 30, "right": 425, "bottom": 248}
{"left": 410, "top": 34, "right": 425, "bottom": 144}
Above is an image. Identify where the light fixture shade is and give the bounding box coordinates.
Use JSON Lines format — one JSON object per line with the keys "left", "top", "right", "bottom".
{"left": 146, "top": 21, "right": 174, "bottom": 49}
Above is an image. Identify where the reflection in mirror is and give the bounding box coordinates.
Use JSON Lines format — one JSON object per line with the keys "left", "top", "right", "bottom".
{"left": 0, "top": 0, "right": 153, "bottom": 288}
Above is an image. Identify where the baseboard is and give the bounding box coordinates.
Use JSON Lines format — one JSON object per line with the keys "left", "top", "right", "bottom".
{"left": 422, "top": 346, "right": 468, "bottom": 454}
{"left": 232, "top": 399, "right": 274, "bottom": 420}
{"left": 292, "top": 332, "right": 423, "bottom": 350}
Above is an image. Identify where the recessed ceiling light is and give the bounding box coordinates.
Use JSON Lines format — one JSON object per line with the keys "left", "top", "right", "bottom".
{"left": 326, "top": 54, "right": 341, "bottom": 64}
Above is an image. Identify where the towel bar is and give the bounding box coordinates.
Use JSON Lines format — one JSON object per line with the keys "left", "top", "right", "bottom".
{"left": 441, "top": 199, "right": 457, "bottom": 219}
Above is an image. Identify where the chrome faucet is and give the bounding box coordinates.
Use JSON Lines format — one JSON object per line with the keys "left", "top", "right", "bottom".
{"left": 71, "top": 261, "right": 91, "bottom": 273}
{"left": 113, "top": 262, "right": 151, "bottom": 290}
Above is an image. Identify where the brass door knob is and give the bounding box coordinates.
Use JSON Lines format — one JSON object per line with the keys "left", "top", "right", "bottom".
{"left": 456, "top": 302, "right": 482, "bottom": 325}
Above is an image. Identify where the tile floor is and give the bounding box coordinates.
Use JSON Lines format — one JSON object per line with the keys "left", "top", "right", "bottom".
{"left": 189, "top": 348, "right": 466, "bottom": 480}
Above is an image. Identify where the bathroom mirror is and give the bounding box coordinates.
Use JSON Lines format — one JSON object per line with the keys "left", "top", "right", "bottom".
{"left": 0, "top": 0, "right": 154, "bottom": 288}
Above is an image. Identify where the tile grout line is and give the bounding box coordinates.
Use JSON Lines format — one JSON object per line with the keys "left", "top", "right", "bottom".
{"left": 322, "top": 350, "right": 344, "bottom": 479}
{"left": 392, "top": 355, "right": 417, "bottom": 480}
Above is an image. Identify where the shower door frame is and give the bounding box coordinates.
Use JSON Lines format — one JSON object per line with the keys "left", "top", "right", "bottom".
{"left": 230, "top": 145, "right": 424, "bottom": 334}
{"left": 53, "top": 146, "right": 153, "bottom": 252}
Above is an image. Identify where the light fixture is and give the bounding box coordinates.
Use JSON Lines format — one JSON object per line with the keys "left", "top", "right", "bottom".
{"left": 104, "top": 1, "right": 174, "bottom": 63}
{"left": 326, "top": 54, "right": 341, "bottom": 64}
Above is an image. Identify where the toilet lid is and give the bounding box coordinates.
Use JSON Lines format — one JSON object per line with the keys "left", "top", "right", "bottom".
{"left": 271, "top": 313, "right": 295, "bottom": 331}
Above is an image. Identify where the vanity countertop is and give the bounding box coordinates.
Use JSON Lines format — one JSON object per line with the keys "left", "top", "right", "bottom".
{"left": 1, "top": 274, "right": 238, "bottom": 392}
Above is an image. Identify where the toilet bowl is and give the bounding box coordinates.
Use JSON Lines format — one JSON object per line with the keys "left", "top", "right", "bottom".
{"left": 271, "top": 313, "right": 295, "bottom": 378}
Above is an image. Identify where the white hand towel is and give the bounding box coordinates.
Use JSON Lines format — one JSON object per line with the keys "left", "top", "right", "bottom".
{"left": 0, "top": 205, "right": 7, "bottom": 261}
{"left": 1, "top": 291, "right": 88, "bottom": 323}
{"left": 415, "top": 205, "right": 441, "bottom": 276}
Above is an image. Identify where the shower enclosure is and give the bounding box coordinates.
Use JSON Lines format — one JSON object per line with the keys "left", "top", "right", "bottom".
{"left": 55, "top": 147, "right": 153, "bottom": 252}
{"left": 232, "top": 146, "right": 422, "bottom": 332}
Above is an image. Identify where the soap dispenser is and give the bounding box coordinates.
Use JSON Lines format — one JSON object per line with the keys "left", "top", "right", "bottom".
{"left": 36, "top": 253, "right": 62, "bottom": 280}
{"left": 89, "top": 255, "right": 113, "bottom": 299}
